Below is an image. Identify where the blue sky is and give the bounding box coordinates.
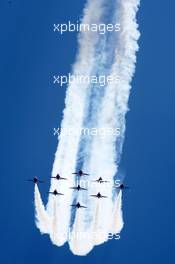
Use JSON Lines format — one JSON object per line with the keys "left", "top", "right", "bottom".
{"left": 0, "top": 0, "right": 175, "bottom": 263}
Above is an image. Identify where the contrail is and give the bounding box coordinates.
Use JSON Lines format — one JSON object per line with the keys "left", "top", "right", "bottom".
{"left": 34, "top": 185, "right": 51, "bottom": 234}
{"left": 88, "top": 0, "right": 140, "bottom": 245}
{"left": 34, "top": 0, "right": 140, "bottom": 255}
{"left": 70, "top": 0, "right": 140, "bottom": 252}
{"left": 46, "top": 0, "right": 107, "bottom": 246}
{"left": 69, "top": 202, "right": 102, "bottom": 255}
{"left": 110, "top": 190, "right": 124, "bottom": 234}
{"left": 35, "top": 0, "right": 108, "bottom": 247}
{"left": 49, "top": 198, "right": 63, "bottom": 246}
{"left": 69, "top": 210, "right": 93, "bottom": 256}
{"left": 70, "top": 1, "right": 121, "bottom": 253}
{"left": 91, "top": 202, "right": 105, "bottom": 246}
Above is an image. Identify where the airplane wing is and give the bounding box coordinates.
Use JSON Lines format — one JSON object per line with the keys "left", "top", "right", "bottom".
{"left": 101, "top": 195, "right": 108, "bottom": 198}
{"left": 90, "top": 195, "right": 98, "bottom": 198}
{"left": 49, "top": 192, "right": 64, "bottom": 195}
{"left": 92, "top": 179, "right": 108, "bottom": 183}
{"left": 80, "top": 205, "right": 87, "bottom": 208}
{"left": 114, "top": 186, "right": 130, "bottom": 190}
{"left": 80, "top": 187, "right": 88, "bottom": 190}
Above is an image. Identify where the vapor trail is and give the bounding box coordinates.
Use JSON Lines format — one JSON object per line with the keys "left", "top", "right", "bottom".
{"left": 34, "top": 185, "right": 51, "bottom": 234}
{"left": 49, "top": 198, "right": 62, "bottom": 246}
{"left": 71, "top": 0, "right": 140, "bottom": 252}
{"left": 35, "top": 0, "right": 108, "bottom": 246}
{"left": 47, "top": 0, "right": 107, "bottom": 246}
{"left": 110, "top": 190, "right": 123, "bottom": 234}
{"left": 91, "top": 202, "right": 104, "bottom": 245}
{"left": 69, "top": 210, "right": 93, "bottom": 256}
{"left": 34, "top": 0, "right": 140, "bottom": 255}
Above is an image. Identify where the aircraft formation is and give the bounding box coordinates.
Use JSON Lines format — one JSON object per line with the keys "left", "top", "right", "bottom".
{"left": 27, "top": 170, "right": 129, "bottom": 209}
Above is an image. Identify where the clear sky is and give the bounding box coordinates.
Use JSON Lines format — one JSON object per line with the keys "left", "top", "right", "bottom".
{"left": 0, "top": 0, "right": 175, "bottom": 263}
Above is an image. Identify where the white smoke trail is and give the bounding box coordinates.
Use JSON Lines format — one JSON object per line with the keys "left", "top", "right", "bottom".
{"left": 91, "top": 202, "right": 106, "bottom": 245}
{"left": 110, "top": 190, "right": 124, "bottom": 234}
{"left": 49, "top": 198, "right": 64, "bottom": 246}
{"left": 71, "top": 0, "right": 140, "bottom": 252}
{"left": 90, "top": 0, "right": 140, "bottom": 244}
{"left": 69, "top": 210, "right": 93, "bottom": 256}
{"left": 34, "top": 185, "right": 51, "bottom": 234}
{"left": 35, "top": 0, "right": 107, "bottom": 246}
{"left": 69, "top": 202, "right": 103, "bottom": 255}
{"left": 34, "top": 0, "right": 140, "bottom": 255}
